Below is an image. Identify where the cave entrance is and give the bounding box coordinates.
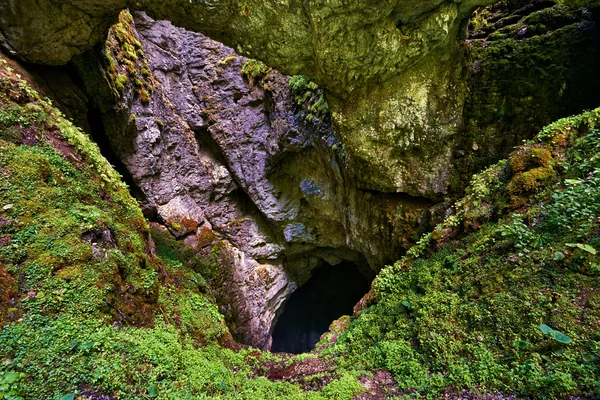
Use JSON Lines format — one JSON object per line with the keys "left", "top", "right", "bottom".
{"left": 270, "top": 261, "right": 370, "bottom": 354}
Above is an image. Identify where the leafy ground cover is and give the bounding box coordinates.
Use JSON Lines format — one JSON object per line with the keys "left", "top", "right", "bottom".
{"left": 326, "top": 108, "right": 600, "bottom": 399}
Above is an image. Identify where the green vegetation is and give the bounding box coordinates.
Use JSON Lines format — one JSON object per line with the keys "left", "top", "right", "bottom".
{"left": 288, "top": 75, "right": 329, "bottom": 123}
{"left": 456, "top": 2, "right": 599, "bottom": 193}
{"left": 2, "top": 4, "right": 600, "bottom": 398}
{"left": 105, "top": 10, "right": 154, "bottom": 103}
{"left": 219, "top": 55, "right": 237, "bottom": 66}
{"left": 241, "top": 59, "right": 268, "bottom": 82}
{"left": 325, "top": 108, "right": 600, "bottom": 398}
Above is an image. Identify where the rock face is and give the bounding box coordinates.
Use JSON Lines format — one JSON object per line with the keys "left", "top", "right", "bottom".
{"left": 3, "top": 0, "right": 598, "bottom": 199}
{"left": 0, "top": 0, "right": 126, "bottom": 65}
{"left": 73, "top": 11, "right": 435, "bottom": 349}
{"left": 0, "top": 0, "right": 498, "bottom": 196}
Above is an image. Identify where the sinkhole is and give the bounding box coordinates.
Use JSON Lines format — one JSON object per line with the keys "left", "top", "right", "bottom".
{"left": 270, "top": 261, "right": 370, "bottom": 354}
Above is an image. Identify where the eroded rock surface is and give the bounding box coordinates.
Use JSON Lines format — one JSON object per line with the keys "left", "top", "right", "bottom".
{"left": 4, "top": 0, "right": 598, "bottom": 198}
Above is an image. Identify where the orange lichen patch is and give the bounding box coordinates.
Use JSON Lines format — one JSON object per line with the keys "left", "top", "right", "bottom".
{"left": 353, "top": 287, "right": 379, "bottom": 318}
{"left": 180, "top": 217, "right": 199, "bottom": 233}
{"left": 183, "top": 228, "right": 224, "bottom": 264}
{"left": 196, "top": 225, "right": 217, "bottom": 248}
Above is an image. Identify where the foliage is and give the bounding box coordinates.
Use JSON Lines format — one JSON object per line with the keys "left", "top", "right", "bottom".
{"left": 288, "top": 75, "right": 330, "bottom": 123}
{"left": 328, "top": 107, "right": 600, "bottom": 398}
{"left": 104, "top": 10, "right": 154, "bottom": 102}
{"left": 241, "top": 59, "right": 268, "bottom": 81}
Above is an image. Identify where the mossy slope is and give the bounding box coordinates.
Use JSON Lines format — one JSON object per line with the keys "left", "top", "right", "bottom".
{"left": 329, "top": 108, "right": 600, "bottom": 398}
{"left": 0, "top": 53, "right": 366, "bottom": 400}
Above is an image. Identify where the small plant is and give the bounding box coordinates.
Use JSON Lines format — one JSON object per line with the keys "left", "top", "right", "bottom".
{"left": 114, "top": 74, "right": 127, "bottom": 94}
{"left": 540, "top": 324, "right": 572, "bottom": 344}
{"left": 138, "top": 88, "right": 150, "bottom": 104}
{"left": 288, "top": 75, "right": 329, "bottom": 123}
{"left": 241, "top": 59, "right": 268, "bottom": 81}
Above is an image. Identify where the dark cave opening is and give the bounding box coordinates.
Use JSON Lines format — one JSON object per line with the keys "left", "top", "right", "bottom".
{"left": 270, "top": 261, "right": 370, "bottom": 354}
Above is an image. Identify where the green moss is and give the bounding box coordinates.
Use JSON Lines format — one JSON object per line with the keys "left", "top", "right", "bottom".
{"left": 507, "top": 166, "right": 556, "bottom": 195}
{"left": 320, "top": 373, "right": 365, "bottom": 399}
{"left": 219, "top": 55, "right": 237, "bottom": 66}
{"left": 241, "top": 58, "right": 268, "bottom": 81}
{"left": 104, "top": 10, "right": 154, "bottom": 100}
{"left": 114, "top": 74, "right": 127, "bottom": 94}
{"left": 289, "top": 75, "right": 330, "bottom": 123}
{"left": 329, "top": 107, "right": 600, "bottom": 398}
{"left": 0, "top": 56, "right": 158, "bottom": 329}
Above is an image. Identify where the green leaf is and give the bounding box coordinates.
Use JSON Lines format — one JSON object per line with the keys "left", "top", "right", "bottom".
{"left": 401, "top": 300, "right": 411, "bottom": 309}
{"left": 577, "top": 243, "right": 597, "bottom": 255}
{"left": 62, "top": 395, "right": 75, "bottom": 400}
{"left": 565, "top": 179, "right": 583, "bottom": 185}
{"left": 566, "top": 243, "right": 597, "bottom": 254}
{"left": 551, "top": 330, "right": 572, "bottom": 344}
{"left": 148, "top": 384, "right": 158, "bottom": 398}
{"left": 540, "top": 323, "right": 553, "bottom": 335}
{"left": 553, "top": 251, "right": 565, "bottom": 261}
{"left": 540, "top": 323, "right": 571, "bottom": 344}
{"left": 594, "top": 381, "right": 600, "bottom": 387}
